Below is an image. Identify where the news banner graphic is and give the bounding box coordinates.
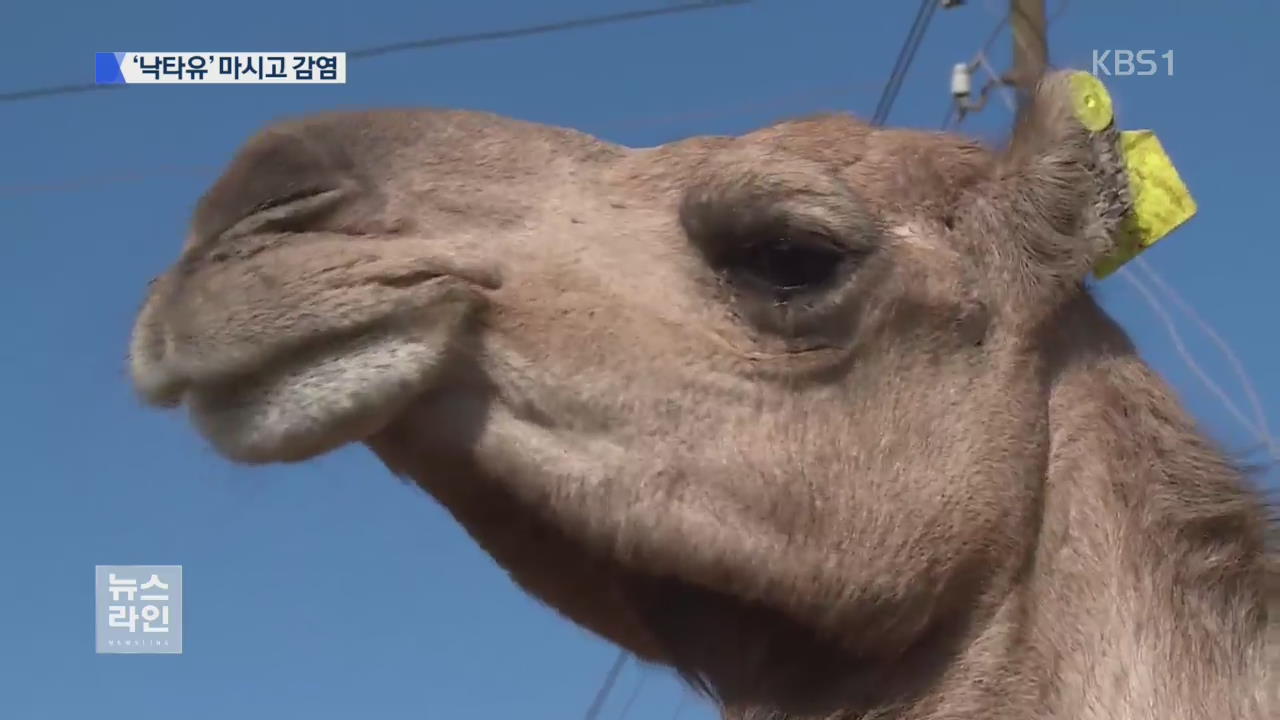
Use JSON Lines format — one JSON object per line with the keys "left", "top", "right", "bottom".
{"left": 95, "top": 52, "right": 347, "bottom": 84}
{"left": 95, "top": 565, "right": 183, "bottom": 654}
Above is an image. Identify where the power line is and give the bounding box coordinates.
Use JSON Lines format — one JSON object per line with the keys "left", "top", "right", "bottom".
{"left": 0, "top": 163, "right": 220, "bottom": 195}
{"left": 346, "top": 1, "right": 750, "bottom": 60}
{"left": 583, "top": 648, "right": 629, "bottom": 720}
{"left": 1129, "top": 258, "right": 1278, "bottom": 461}
{"left": 977, "top": 51, "right": 1017, "bottom": 111}
{"left": 1133, "top": 256, "right": 1274, "bottom": 456}
{"left": 669, "top": 687, "right": 692, "bottom": 719}
{"left": 0, "top": 82, "right": 119, "bottom": 103}
{"left": 871, "top": 0, "right": 940, "bottom": 126}
{"left": 0, "top": 1, "right": 751, "bottom": 104}
{"left": 1118, "top": 265, "right": 1277, "bottom": 459}
{"left": 0, "top": 78, "right": 887, "bottom": 197}
{"left": 614, "top": 665, "right": 649, "bottom": 720}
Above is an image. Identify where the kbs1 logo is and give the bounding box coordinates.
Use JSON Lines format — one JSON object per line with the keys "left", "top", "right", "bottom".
{"left": 1091, "top": 49, "right": 1174, "bottom": 77}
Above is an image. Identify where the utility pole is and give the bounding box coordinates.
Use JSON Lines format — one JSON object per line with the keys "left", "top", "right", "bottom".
{"left": 1007, "top": 0, "right": 1048, "bottom": 106}
{"left": 943, "top": 0, "right": 1048, "bottom": 127}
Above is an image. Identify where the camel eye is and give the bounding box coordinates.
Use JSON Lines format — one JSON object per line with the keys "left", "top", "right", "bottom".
{"left": 724, "top": 233, "right": 846, "bottom": 300}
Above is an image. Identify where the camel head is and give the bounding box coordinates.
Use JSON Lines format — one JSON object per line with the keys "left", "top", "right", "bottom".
{"left": 129, "top": 71, "right": 1275, "bottom": 718}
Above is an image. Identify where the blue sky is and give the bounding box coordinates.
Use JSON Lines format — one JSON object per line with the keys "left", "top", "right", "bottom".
{"left": 2, "top": 1, "right": 1276, "bottom": 718}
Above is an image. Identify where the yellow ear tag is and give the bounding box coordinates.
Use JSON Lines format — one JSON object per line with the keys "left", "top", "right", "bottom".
{"left": 1067, "top": 72, "right": 1198, "bottom": 279}
{"left": 1069, "top": 71, "right": 1114, "bottom": 131}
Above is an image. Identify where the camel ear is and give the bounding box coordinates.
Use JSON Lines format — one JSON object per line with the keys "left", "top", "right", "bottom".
{"left": 958, "top": 71, "right": 1134, "bottom": 316}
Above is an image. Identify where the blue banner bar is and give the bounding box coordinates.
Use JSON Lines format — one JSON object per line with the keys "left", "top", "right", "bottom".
{"left": 95, "top": 52, "right": 126, "bottom": 84}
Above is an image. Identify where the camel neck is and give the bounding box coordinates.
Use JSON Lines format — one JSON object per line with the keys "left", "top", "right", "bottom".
{"left": 1010, "top": 320, "right": 1272, "bottom": 720}
{"left": 713, "top": 303, "right": 1273, "bottom": 720}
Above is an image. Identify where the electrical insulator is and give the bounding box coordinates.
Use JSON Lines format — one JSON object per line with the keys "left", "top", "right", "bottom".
{"left": 950, "top": 62, "right": 971, "bottom": 97}
{"left": 941, "top": 0, "right": 965, "bottom": 7}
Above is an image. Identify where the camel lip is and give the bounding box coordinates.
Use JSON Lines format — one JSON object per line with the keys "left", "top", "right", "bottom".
{"left": 136, "top": 375, "right": 188, "bottom": 409}
{"left": 129, "top": 267, "right": 486, "bottom": 464}
{"left": 129, "top": 304, "right": 191, "bottom": 410}
{"left": 179, "top": 320, "right": 461, "bottom": 465}
{"left": 129, "top": 250, "right": 499, "bottom": 415}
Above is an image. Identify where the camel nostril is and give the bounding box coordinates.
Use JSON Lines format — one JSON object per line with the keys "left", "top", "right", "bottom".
{"left": 128, "top": 324, "right": 186, "bottom": 408}
{"left": 192, "top": 127, "right": 350, "bottom": 245}
{"left": 128, "top": 282, "right": 189, "bottom": 408}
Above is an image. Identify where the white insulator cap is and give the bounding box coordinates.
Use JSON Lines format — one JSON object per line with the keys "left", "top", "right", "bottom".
{"left": 950, "top": 63, "right": 971, "bottom": 97}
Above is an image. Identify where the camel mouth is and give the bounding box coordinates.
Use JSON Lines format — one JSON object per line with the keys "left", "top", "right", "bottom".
{"left": 129, "top": 252, "right": 496, "bottom": 463}
{"left": 183, "top": 323, "right": 459, "bottom": 463}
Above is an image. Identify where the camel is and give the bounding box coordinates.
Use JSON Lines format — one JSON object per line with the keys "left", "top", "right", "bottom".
{"left": 128, "top": 70, "right": 1276, "bottom": 719}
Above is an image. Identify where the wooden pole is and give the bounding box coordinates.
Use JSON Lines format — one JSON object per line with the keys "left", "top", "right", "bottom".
{"left": 1008, "top": 0, "right": 1048, "bottom": 105}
